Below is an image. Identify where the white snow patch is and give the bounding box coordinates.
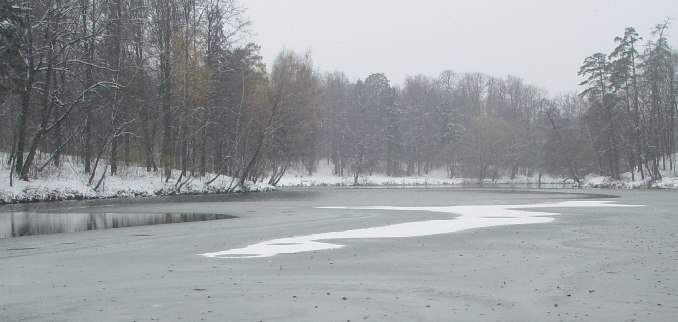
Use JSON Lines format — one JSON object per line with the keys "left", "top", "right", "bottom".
{"left": 199, "top": 200, "right": 640, "bottom": 259}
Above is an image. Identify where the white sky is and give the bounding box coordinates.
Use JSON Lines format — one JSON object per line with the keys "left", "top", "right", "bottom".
{"left": 239, "top": 0, "right": 677, "bottom": 95}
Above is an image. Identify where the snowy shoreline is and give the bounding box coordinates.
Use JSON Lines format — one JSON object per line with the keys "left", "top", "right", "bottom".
{"left": 2, "top": 155, "right": 677, "bottom": 205}
{"left": 3, "top": 170, "right": 677, "bottom": 205}
{"left": 0, "top": 174, "right": 274, "bottom": 205}
{"left": 0, "top": 154, "right": 274, "bottom": 205}
{"left": 273, "top": 161, "right": 678, "bottom": 190}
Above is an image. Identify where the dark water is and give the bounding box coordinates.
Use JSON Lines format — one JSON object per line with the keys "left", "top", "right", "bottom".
{"left": 0, "top": 212, "right": 237, "bottom": 238}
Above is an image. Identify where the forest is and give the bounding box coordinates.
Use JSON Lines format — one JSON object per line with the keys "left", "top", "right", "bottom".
{"left": 1, "top": 0, "right": 677, "bottom": 190}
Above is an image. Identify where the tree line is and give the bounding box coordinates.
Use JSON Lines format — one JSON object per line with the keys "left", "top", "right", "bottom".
{"left": 0, "top": 0, "right": 316, "bottom": 189}
{"left": 316, "top": 21, "right": 677, "bottom": 184}
{"left": 1, "top": 1, "right": 676, "bottom": 189}
{"left": 578, "top": 24, "right": 677, "bottom": 181}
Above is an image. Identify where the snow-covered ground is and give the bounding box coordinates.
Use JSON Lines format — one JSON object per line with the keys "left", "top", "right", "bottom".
{"left": 583, "top": 170, "right": 678, "bottom": 189}
{"left": 275, "top": 161, "right": 571, "bottom": 187}
{"left": 277, "top": 159, "right": 678, "bottom": 190}
{"left": 0, "top": 153, "right": 273, "bottom": 205}
{"left": 581, "top": 154, "right": 678, "bottom": 189}
{"left": 3, "top": 152, "right": 677, "bottom": 204}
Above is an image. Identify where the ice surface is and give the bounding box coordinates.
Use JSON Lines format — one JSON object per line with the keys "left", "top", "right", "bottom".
{"left": 199, "top": 200, "right": 641, "bottom": 258}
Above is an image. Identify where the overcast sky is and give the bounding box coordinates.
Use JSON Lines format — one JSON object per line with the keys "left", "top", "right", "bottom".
{"left": 239, "top": 0, "right": 677, "bottom": 95}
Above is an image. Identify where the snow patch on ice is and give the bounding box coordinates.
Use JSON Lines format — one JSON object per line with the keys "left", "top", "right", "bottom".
{"left": 199, "top": 200, "right": 640, "bottom": 259}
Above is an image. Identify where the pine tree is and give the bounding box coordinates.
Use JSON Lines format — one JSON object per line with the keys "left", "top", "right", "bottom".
{"left": 579, "top": 52, "right": 620, "bottom": 179}
{"left": 641, "top": 21, "right": 674, "bottom": 178}
{"left": 609, "top": 27, "right": 643, "bottom": 179}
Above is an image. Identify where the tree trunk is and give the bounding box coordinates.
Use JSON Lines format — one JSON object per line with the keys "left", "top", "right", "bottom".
{"left": 84, "top": 108, "right": 92, "bottom": 173}
{"left": 15, "top": 78, "right": 32, "bottom": 174}
{"left": 54, "top": 111, "right": 61, "bottom": 167}
{"left": 20, "top": 60, "right": 54, "bottom": 180}
{"left": 200, "top": 127, "right": 207, "bottom": 176}
{"left": 161, "top": 97, "right": 173, "bottom": 181}
{"left": 110, "top": 135, "right": 118, "bottom": 175}
{"left": 239, "top": 132, "right": 265, "bottom": 187}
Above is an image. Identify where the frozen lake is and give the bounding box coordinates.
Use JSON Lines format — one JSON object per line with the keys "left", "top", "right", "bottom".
{"left": 201, "top": 200, "right": 639, "bottom": 258}
{"left": 1, "top": 187, "right": 676, "bottom": 321}
{"left": 0, "top": 185, "right": 574, "bottom": 239}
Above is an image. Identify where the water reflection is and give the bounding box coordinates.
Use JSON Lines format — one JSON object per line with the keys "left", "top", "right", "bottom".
{"left": 0, "top": 212, "right": 237, "bottom": 238}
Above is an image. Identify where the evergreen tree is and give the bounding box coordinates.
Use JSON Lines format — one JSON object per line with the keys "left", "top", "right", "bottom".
{"left": 641, "top": 21, "right": 674, "bottom": 178}
{"left": 609, "top": 27, "right": 643, "bottom": 179}
{"left": 579, "top": 52, "right": 621, "bottom": 179}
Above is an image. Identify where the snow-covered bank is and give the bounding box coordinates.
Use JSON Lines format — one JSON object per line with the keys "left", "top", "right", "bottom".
{"left": 0, "top": 154, "right": 273, "bottom": 205}
{"left": 277, "top": 160, "right": 678, "bottom": 190}
{"left": 275, "top": 161, "right": 572, "bottom": 187}
{"left": 583, "top": 173, "right": 678, "bottom": 189}
{"left": 581, "top": 154, "right": 678, "bottom": 189}
{"left": 3, "top": 152, "right": 677, "bottom": 205}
